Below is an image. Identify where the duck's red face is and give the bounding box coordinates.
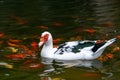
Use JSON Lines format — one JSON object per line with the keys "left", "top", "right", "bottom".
{"left": 39, "top": 34, "right": 49, "bottom": 47}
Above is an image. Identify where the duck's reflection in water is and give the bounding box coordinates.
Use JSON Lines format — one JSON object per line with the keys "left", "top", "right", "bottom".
{"left": 40, "top": 57, "right": 103, "bottom": 74}
{"left": 40, "top": 58, "right": 114, "bottom": 80}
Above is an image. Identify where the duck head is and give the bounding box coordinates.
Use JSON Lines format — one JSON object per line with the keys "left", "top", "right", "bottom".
{"left": 38, "top": 31, "right": 53, "bottom": 47}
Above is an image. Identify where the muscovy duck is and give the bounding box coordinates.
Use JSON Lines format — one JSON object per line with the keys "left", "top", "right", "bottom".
{"left": 39, "top": 31, "right": 116, "bottom": 60}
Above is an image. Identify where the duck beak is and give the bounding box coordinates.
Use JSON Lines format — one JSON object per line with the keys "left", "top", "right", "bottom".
{"left": 38, "top": 42, "right": 44, "bottom": 47}
{"left": 38, "top": 37, "right": 44, "bottom": 47}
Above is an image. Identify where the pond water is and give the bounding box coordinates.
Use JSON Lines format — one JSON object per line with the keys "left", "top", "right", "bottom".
{"left": 0, "top": 0, "right": 120, "bottom": 80}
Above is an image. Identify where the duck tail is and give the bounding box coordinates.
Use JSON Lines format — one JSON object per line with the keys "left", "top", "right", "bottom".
{"left": 105, "top": 38, "right": 116, "bottom": 45}
{"left": 92, "top": 38, "right": 116, "bottom": 53}
{"left": 91, "top": 38, "right": 116, "bottom": 59}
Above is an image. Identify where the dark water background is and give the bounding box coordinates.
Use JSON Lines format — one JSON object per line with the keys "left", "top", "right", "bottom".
{"left": 0, "top": 0, "right": 120, "bottom": 80}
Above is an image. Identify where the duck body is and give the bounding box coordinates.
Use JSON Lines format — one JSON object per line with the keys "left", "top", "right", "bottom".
{"left": 39, "top": 31, "right": 116, "bottom": 60}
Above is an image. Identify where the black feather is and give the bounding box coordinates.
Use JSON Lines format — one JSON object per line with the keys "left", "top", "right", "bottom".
{"left": 54, "top": 43, "right": 66, "bottom": 54}
{"left": 71, "top": 42, "right": 95, "bottom": 53}
{"left": 92, "top": 42, "right": 106, "bottom": 52}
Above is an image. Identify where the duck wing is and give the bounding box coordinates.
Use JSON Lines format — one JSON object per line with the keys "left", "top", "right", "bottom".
{"left": 54, "top": 41, "right": 96, "bottom": 55}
